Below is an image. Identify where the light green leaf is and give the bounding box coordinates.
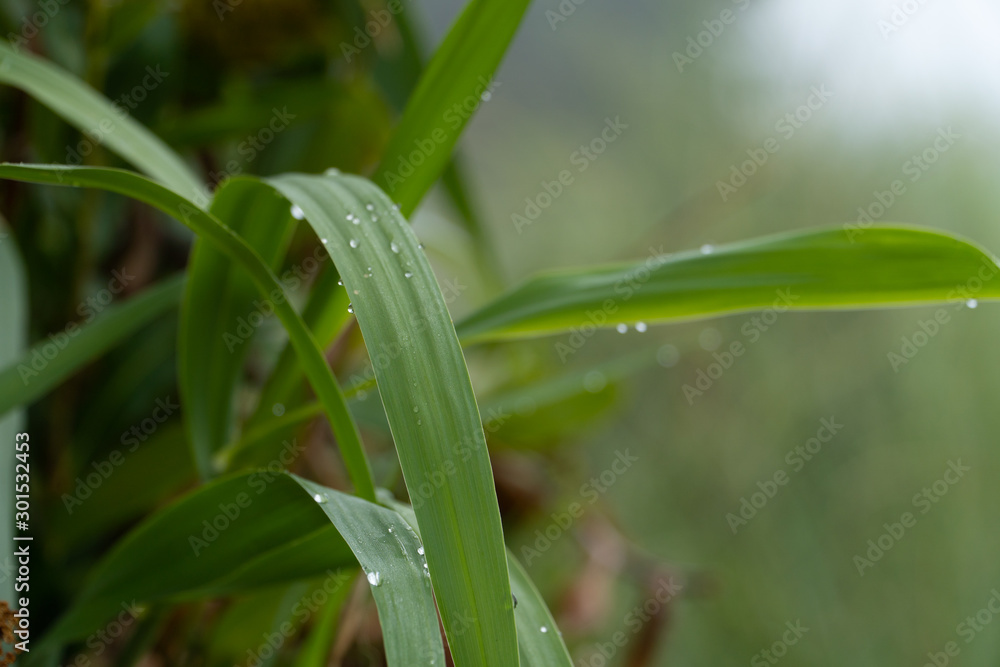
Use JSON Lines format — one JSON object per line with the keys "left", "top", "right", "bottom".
{"left": 180, "top": 178, "right": 296, "bottom": 478}
{"left": 267, "top": 174, "right": 518, "bottom": 667}
{"left": 0, "top": 164, "right": 376, "bottom": 501}
{"left": 0, "top": 41, "right": 205, "bottom": 205}
{"left": 0, "top": 274, "right": 184, "bottom": 418}
{"left": 457, "top": 227, "right": 1000, "bottom": 342}
{"left": 373, "top": 0, "right": 532, "bottom": 214}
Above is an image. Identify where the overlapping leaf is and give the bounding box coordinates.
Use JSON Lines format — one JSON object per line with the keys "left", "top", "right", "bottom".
{"left": 457, "top": 227, "right": 1000, "bottom": 342}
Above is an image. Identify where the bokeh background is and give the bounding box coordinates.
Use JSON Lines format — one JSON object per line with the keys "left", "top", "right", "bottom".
{"left": 3, "top": 0, "right": 1000, "bottom": 664}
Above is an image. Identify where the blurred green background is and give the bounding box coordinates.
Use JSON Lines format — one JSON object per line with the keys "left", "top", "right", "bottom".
{"left": 4, "top": 0, "right": 1000, "bottom": 664}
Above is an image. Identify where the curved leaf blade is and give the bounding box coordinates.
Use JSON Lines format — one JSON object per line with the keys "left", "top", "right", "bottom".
{"left": 456, "top": 227, "right": 1000, "bottom": 342}
{"left": 0, "top": 41, "right": 205, "bottom": 205}
{"left": 267, "top": 173, "right": 517, "bottom": 667}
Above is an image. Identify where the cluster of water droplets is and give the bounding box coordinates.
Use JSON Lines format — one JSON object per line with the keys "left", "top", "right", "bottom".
{"left": 615, "top": 321, "right": 648, "bottom": 334}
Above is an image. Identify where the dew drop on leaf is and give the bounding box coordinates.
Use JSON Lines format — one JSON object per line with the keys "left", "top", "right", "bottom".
{"left": 390, "top": 241, "right": 400, "bottom": 254}
{"left": 700, "top": 244, "right": 714, "bottom": 255}
{"left": 635, "top": 321, "right": 648, "bottom": 332}
{"left": 616, "top": 323, "right": 628, "bottom": 334}
{"left": 367, "top": 571, "right": 382, "bottom": 587}
{"left": 349, "top": 239, "right": 359, "bottom": 248}
{"left": 290, "top": 205, "right": 305, "bottom": 220}
{"left": 967, "top": 299, "right": 979, "bottom": 309}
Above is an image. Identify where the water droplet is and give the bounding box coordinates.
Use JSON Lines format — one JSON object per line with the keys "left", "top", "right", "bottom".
{"left": 272, "top": 403, "right": 285, "bottom": 417}
{"left": 423, "top": 562, "right": 428, "bottom": 569}
{"left": 967, "top": 299, "right": 979, "bottom": 309}
{"left": 699, "top": 327, "right": 722, "bottom": 351}
{"left": 700, "top": 244, "right": 714, "bottom": 255}
{"left": 481, "top": 91, "right": 492, "bottom": 102}
{"left": 324, "top": 167, "right": 341, "bottom": 176}
{"left": 290, "top": 205, "right": 305, "bottom": 220}
{"left": 337, "top": 279, "right": 343, "bottom": 286}
{"left": 404, "top": 271, "right": 414, "bottom": 279}
{"left": 388, "top": 526, "right": 394, "bottom": 533}
{"left": 417, "top": 546, "right": 424, "bottom": 556}
{"left": 635, "top": 321, "right": 648, "bottom": 333}
{"left": 390, "top": 241, "right": 401, "bottom": 254}
{"left": 417, "top": 243, "right": 425, "bottom": 250}
{"left": 312, "top": 493, "right": 328, "bottom": 504}
{"left": 349, "top": 239, "right": 359, "bottom": 248}
{"left": 657, "top": 344, "right": 680, "bottom": 368}
{"left": 320, "top": 238, "right": 328, "bottom": 244}
{"left": 416, "top": 419, "right": 422, "bottom": 425}
{"left": 584, "top": 371, "right": 607, "bottom": 393}
{"left": 392, "top": 203, "right": 401, "bottom": 212}
{"left": 347, "top": 303, "right": 354, "bottom": 314}
{"left": 366, "top": 571, "right": 382, "bottom": 587}
{"left": 371, "top": 214, "right": 379, "bottom": 222}
{"left": 540, "top": 626, "right": 548, "bottom": 633}
{"left": 616, "top": 323, "right": 628, "bottom": 334}
{"left": 365, "top": 203, "right": 375, "bottom": 212}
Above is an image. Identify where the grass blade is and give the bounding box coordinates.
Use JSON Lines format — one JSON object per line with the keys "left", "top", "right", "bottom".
{"left": 0, "top": 41, "right": 205, "bottom": 205}
{"left": 373, "top": 0, "right": 532, "bottom": 215}
{"left": 456, "top": 226, "right": 1000, "bottom": 342}
{"left": 267, "top": 173, "right": 518, "bottom": 667}
{"left": 0, "top": 164, "right": 376, "bottom": 501}
{"left": 180, "top": 179, "right": 296, "bottom": 478}
{"left": 508, "top": 554, "right": 573, "bottom": 666}
{"left": 0, "top": 274, "right": 184, "bottom": 418}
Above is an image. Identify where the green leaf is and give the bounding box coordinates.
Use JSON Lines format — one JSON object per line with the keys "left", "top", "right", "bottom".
{"left": 0, "top": 222, "right": 27, "bottom": 606}
{"left": 0, "top": 41, "right": 205, "bottom": 205}
{"left": 180, "top": 178, "right": 296, "bottom": 478}
{"left": 46, "top": 473, "right": 447, "bottom": 667}
{"left": 0, "top": 274, "right": 184, "bottom": 418}
{"left": 293, "top": 477, "right": 446, "bottom": 667}
{"left": 508, "top": 554, "right": 573, "bottom": 667}
{"left": 266, "top": 174, "right": 518, "bottom": 667}
{"left": 456, "top": 226, "right": 1000, "bottom": 342}
{"left": 386, "top": 499, "right": 573, "bottom": 666}
{"left": 373, "top": 0, "right": 532, "bottom": 215}
{"left": 42, "top": 471, "right": 356, "bottom": 644}
{"left": 0, "top": 164, "right": 376, "bottom": 501}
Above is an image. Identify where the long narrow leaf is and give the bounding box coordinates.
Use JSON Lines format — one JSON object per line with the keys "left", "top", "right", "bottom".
{"left": 0, "top": 41, "right": 205, "bottom": 205}
{"left": 180, "top": 179, "right": 296, "bottom": 477}
{"left": 373, "top": 0, "right": 531, "bottom": 215}
{"left": 266, "top": 174, "right": 518, "bottom": 667}
{"left": 0, "top": 274, "right": 184, "bottom": 418}
{"left": 456, "top": 227, "right": 1000, "bottom": 342}
{"left": 0, "top": 164, "right": 376, "bottom": 500}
